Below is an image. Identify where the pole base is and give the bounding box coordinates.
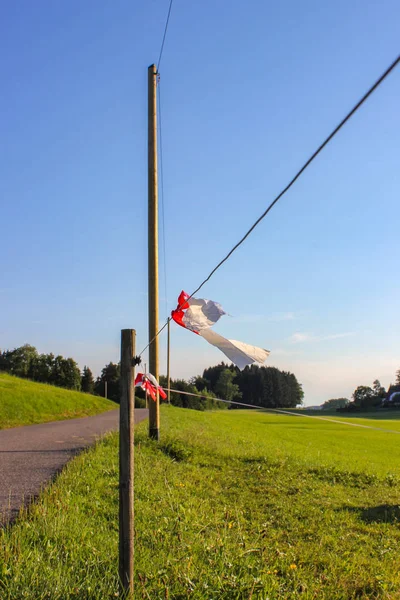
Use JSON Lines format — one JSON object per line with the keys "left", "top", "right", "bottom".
{"left": 149, "top": 427, "right": 160, "bottom": 441}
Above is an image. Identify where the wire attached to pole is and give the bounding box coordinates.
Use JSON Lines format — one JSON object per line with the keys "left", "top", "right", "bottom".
{"left": 157, "top": 0, "right": 174, "bottom": 72}
{"left": 139, "top": 54, "right": 400, "bottom": 358}
{"left": 166, "top": 387, "right": 260, "bottom": 409}
{"left": 187, "top": 54, "right": 400, "bottom": 300}
{"left": 158, "top": 78, "right": 169, "bottom": 322}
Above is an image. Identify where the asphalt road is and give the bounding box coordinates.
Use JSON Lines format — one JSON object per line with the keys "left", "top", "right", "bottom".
{"left": 0, "top": 408, "right": 148, "bottom": 526}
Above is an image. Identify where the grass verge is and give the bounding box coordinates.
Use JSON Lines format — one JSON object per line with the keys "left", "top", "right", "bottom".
{"left": 1, "top": 406, "right": 400, "bottom": 599}
{"left": 0, "top": 373, "right": 116, "bottom": 429}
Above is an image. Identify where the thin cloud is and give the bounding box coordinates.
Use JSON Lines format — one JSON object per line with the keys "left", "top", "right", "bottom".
{"left": 290, "top": 332, "right": 355, "bottom": 344}
{"left": 268, "top": 311, "right": 296, "bottom": 322}
{"left": 321, "top": 332, "right": 355, "bottom": 341}
{"left": 231, "top": 314, "right": 266, "bottom": 324}
{"left": 269, "top": 348, "right": 297, "bottom": 356}
{"left": 233, "top": 311, "right": 302, "bottom": 324}
{"left": 291, "top": 332, "right": 313, "bottom": 343}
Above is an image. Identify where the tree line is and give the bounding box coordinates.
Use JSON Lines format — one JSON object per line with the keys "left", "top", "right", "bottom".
{"left": 322, "top": 369, "right": 400, "bottom": 411}
{"left": 83, "top": 361, "right": 303, "bottom": 410}
{"left": 0, "top": 344, "right": 95, "bottom": 393}
{"left": 199, "top": 363, "right": 304, "bottom": 408}
{"left": 0, "top": 345, "right": 304, "bottom": 410}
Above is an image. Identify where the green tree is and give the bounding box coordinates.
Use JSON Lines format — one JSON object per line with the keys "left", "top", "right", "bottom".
{"left": 158, "top": 375, "right": 226, "bottom": 411}
{"left": 62, "top": 358, "right": 81, "bottom": 390}
{"left": 322, "top": 398, "right": 349, "bottom": 410}
{"left": 190, "top": 376, "right": 209, "bottom": 391}
{"left": 0, "top": 349, "right": 14, "bottom": 372}
{"left": 203, "top": 363, "right": 233, "bottom": 390}
{"left": 372, "top": 379, "right": 386, "bottom": 398}
{"left": 29, "top": 353, "right": 55, "bottom": 383}
{"left": 81, "top": 366, "right": 95, "bottom": 394}
{"left": 215, "top": 369, "right": 241, "bottom": 404}
{"left": 200, "top": 388, "right": 228, "bottom": 410}
{"left": 163, "top": 378, "right": 198, "bottom": 409}
{"left": 50, "top": 356, "right": 81, "bottom": 390}
{"left": 94, "top": 362, "right": 120, "bottom": 402}
{"left": 352, "top": 385, "right": 377, "bottom": 408}
{"left": 294, "top": 379, "right": 304, "bottom": 406}
{"left": 203, "top": 363, "right": 303, "bottom": 409}
{"left": 7, "top": 344, "right": 38, "bottom": 378}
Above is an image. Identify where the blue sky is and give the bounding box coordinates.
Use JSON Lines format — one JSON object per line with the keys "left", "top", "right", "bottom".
{"left": 1, "top": 0, "right": 399, "bottom": 405}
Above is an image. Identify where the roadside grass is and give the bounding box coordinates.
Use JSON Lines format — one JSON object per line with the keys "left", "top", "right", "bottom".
{"left": 0, "top": 373, "right": 116, "bottom": 429}
{"left": 1, "top": 406, "right": 400, "bottom": 599}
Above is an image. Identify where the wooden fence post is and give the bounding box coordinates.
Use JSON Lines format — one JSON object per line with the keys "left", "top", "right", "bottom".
{"left": 119, "top": 329, "right": 135, "bottom": 597}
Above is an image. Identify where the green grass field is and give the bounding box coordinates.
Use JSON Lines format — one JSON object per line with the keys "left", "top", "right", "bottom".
{"left": 269, "top": 407, "right": 400, "bottom": 433}
{"left": 284, "top": 407, "right": 400, "bottom": 421}
{"left": 0, "top": 373, "right": 116, "bottom": 429}
{"left": 297, "top": 409, "right": 400, "bottom": 420}
{"left": 1, "top": 406, "right": 400, "bottom": 599}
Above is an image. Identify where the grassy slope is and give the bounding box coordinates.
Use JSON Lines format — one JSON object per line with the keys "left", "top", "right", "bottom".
{"left": 1, "top": 406, "right": 400, "bottom": 599}
{"left": 0, "top": 373, "right": 116, "bottom": 429}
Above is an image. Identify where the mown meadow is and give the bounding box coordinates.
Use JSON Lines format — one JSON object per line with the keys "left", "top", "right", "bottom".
{"left": 1, "top": 406, "right": 400, "bottom": 599}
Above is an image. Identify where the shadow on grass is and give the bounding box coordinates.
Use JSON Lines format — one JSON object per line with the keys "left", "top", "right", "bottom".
{"left": 340, "top": 504, "right": 400, "bottom": 523}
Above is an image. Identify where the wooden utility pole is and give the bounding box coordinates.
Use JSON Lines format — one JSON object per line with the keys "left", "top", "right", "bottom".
{"left": 148, "top": 63, "right": 160, "bottom": 440}
{"left": 105, "top": 380, "right": 108, "bottom": 399}
{"left": 119, "top": 329, "right": 135, "bottom": 597}
{"left": 167, "top": 318, "right": 171, "bottom": 403}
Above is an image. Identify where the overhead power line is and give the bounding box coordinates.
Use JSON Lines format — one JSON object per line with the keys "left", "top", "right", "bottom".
{"left": 139, "top": 54, "right": 400, "bottom": 358}
{"left": 157, "top": 0, "right": 174, "bottom": 72}
{"left": 158, "top": 79, "right": 169, "bottom": 320}
{"left": 188, "top": 54, "right": 400, "bottom": 300}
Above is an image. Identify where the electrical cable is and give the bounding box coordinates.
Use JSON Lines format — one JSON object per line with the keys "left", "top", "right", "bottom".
{"left": 187, "top": 54, "right": 400, "bottom": 300}
{"left": 139, "top": 54, "right": 400, "bottom": 358}
{"left": 157, "top": 0, "right": 174, "bottom": 72}
{"left": 158, "top": 79, "right": 169, "bottom": 321}
{"left": 164, "top": 390, "right": 400, "bottom": 432}
{"left": 166, "top": 387, "right": 260, "bottom": 409}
